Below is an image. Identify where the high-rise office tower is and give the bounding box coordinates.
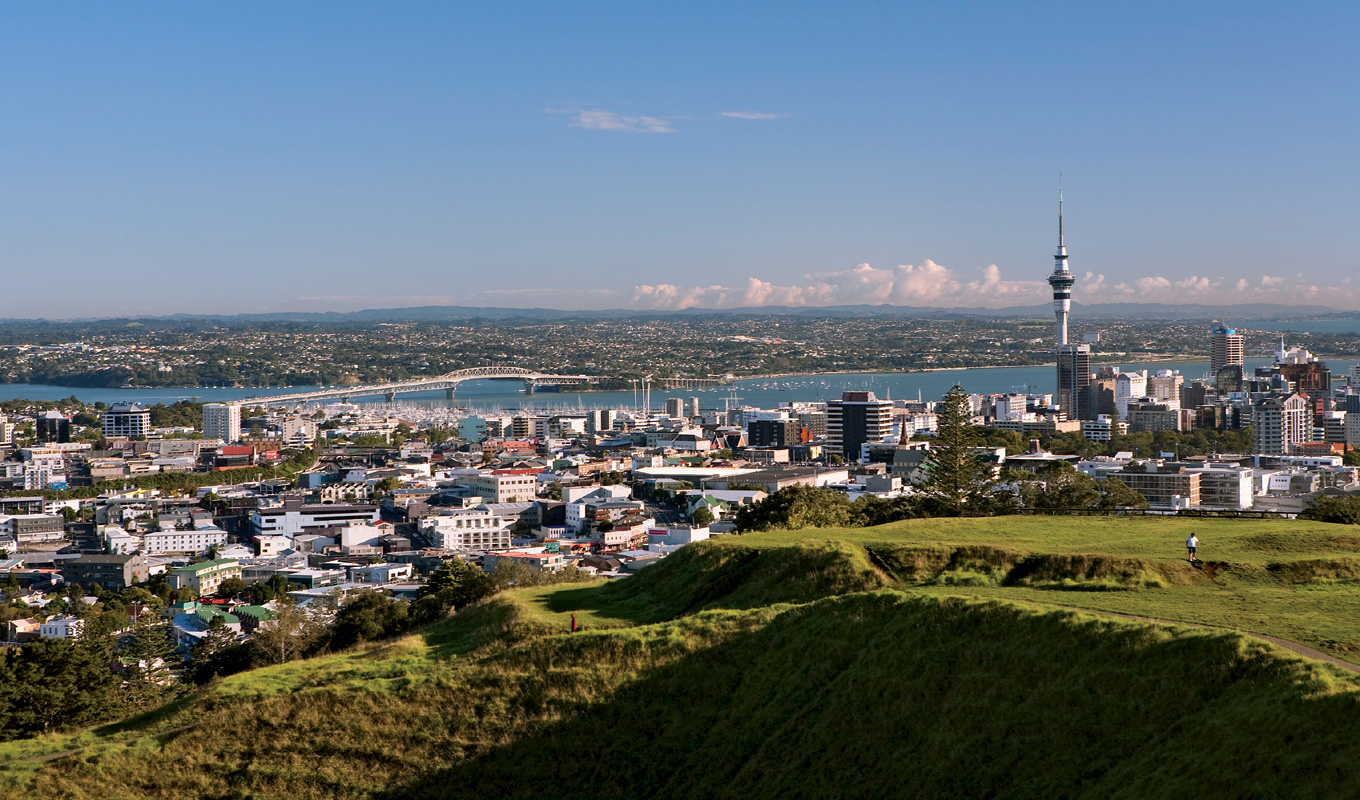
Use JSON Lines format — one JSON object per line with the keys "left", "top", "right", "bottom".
{"left": 1049, "top": 188, "right": 1093, "bottom": 420}
{"left": 1210, "top": 326, "right": 1244, "bottom": 375}
{"left": 826, "top": 391, "right": 892, "bottom": 462}
{"left": 1057, "top": 345, "right": 1093, "bottom": 420}
{"left": 202, "top": 403, "right": 242, "bottom": 443}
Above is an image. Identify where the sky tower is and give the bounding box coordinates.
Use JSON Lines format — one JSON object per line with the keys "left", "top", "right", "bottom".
{"left": 1050, "top": 185, "right": 1093, "bottom": 421}
{"left": 1048, "top": 187, "right": 1075, "bottom": 345}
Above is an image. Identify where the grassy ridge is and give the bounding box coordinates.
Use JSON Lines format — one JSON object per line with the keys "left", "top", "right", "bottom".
{"left": 6, "top": 516, "right": 1360, "bottom": 798}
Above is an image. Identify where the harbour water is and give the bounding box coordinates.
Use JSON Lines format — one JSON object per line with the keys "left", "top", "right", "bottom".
{"left": 1, "top": 356, "right": 1352, "bottom": 413}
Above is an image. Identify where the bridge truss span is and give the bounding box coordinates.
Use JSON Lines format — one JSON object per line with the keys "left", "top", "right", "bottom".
{"left": 236, "top": 367, "right": 600, "bottom": 407}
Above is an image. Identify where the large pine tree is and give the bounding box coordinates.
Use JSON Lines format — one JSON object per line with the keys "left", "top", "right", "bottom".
{"left": 921, "top": 384, "right": 989, "bottom": 514}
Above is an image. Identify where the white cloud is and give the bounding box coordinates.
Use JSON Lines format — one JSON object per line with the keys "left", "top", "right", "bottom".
{"left": 719, "top": 111, "right": 790, "bottom": 120}
{"left": 565, "top": 109, "right": 674, "bottom": 133}
{"left": 627, "top": 263, "right": 1360, "bottom": 311}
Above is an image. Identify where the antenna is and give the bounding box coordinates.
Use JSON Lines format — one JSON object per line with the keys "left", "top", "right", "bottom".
{"left": 1058, "top": 174, "right": 1064, "bottom": 247}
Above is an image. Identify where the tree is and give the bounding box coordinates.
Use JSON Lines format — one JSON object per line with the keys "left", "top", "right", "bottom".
{"left": 1019, "top": 462, "right": 1100, "bottom": 510}
{"left": 250, "top": 596, "right": 327, "bottom": 666}
{"left": 0, "top": 635, "right": 119, "bottom": 738}
{"left": 412, "top": 559, "right": 496, "bottom": 625}
{"left": 190, "top": 616, "right": 248, "bottom": 684}
{"left": 331, "top": 591, "right": 408, "bottom": 650}
{"left": 1099, "top": 477, "right": 1150, "bottom": 509}
{"left": 1301, "top": 495, "right": 1360, "bottom": 525}
{"left": 215, "top": 576, "right": 247, "bottom": 599}
{"left": 375, "top": 476, "right": 401, "bottom": 493}
{"left": 120, "top": 614, "right": 183, "bottom": 712}
{"left": 690, "top": 506, "right": 715, "bottom": 527}
{"left": 919, "top": 385, "right": 989, "bottom": 515}
{"left": 733, "top": 485, "right": 852, "bottom": 532}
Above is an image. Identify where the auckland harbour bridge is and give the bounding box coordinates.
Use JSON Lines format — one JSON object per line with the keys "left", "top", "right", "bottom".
{"left": 234, "top": 366, "right": 601, "bottom": 406}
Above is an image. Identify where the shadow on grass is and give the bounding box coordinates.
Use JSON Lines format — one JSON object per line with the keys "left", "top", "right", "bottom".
{"left": 376, "top": 593, "right": 1360, "bottom": 800}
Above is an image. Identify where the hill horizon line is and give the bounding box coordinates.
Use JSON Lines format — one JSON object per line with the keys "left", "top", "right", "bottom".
{"left": 0, "top": 301, "right": 1355, "bottom": 325}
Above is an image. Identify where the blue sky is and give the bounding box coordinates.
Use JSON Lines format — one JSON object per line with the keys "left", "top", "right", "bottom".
{"left": 2, "top": 2, "right": 1358, "bottom": 316}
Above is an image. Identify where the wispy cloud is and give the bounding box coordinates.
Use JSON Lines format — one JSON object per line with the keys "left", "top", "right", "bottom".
{"left": 719, "top": 110, "right": 790, "bottom": 120}
{"left": 563, "top": 109, "right": 674, "bottom": 133}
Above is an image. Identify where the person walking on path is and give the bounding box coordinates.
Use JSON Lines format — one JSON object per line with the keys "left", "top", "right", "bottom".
{"left": 1187, "top": 533, "right": 1199, "bottom": 561}
{"left": 571, "top": 614, "right": 578, "bottom": 633}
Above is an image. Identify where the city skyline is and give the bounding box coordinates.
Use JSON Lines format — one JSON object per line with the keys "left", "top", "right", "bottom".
{"left": 3, "top": 3, "right": 1360, "bottom": 317}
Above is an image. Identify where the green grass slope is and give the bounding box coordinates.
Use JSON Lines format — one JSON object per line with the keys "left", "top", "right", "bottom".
{"left": 6, "top": 516, "right": 1360, "bottom": 799}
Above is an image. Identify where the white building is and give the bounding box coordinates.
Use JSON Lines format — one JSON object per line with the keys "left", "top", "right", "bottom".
{"left": 462, "top": 472, "right": 538, "bottom": 503}
{"left": 420, "top": 507, "right": 511, "bottom": 551}
{"left": 993, "top": 394, "right": 1029, "bottom": 422}
{"left": 40, "top": 615, "right": 84, "bottom": 639}
{"left": 1081, "top": 415, "right": 1128, "bottom": 442}
{"left": 1253, "top": 393, "right": 1310, "bottom": 456}
{"left": 104, "top": 526, "right": 140, "bottom": 555}
{"left": 338, "top": 521, "right": 387, "bottom": 554}
{"left": 255, "top": 534, "right": 293, "bottom": 556}
{"left": 202, "top": 403, "right": 241, "bottom": 443}
{"left": 1114, "top": 372, "right": 1148, "bottom": 420}
{"left": 1184, "top": 463, "right": 1254, "bottom": 510}
{"left": 280, "top": 415, "right": 318, "bottom": 446}
{"left": 250, "top": 498, "right": 380, "bottom": 537}
{"left": 142, "top": 528, "right": 228, "bottom": 556}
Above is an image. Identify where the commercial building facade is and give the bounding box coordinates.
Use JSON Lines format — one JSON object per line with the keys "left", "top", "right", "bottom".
{"left": 826, "top": 391, "right": 892, "bottom": 461}
{"left": 103, "top": 402, "right": 152, "bottom": 439}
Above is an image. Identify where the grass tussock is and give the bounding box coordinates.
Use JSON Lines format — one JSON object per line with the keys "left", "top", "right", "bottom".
{"left": 1269, "top": 558, "right": 1360, "bottom": 585}
{"left": 1006, "top": 554, "right": 1167, "bottom": 591}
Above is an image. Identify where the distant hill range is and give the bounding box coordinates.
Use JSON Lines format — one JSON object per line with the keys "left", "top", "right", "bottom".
{"left": 0, "top": 301, "right": 1352, "bottom": 325}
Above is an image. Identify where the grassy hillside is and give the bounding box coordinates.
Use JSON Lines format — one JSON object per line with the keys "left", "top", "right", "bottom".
{"left": 5, "top": 516, "right": 1360, "bottom": 798}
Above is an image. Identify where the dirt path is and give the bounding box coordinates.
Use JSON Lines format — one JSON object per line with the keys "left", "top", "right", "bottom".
{"left": 1048, "top": 603, "right": 1360, "bottom": 673}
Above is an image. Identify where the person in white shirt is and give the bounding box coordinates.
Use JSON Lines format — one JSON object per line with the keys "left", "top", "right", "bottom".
{"left": 1186, "top": 534, "right": 1199, "bottom": 561}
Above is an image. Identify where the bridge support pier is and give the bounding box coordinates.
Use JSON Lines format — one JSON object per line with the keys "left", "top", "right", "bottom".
{"left": 446, "top": 387, "right": 456, "bottom": 399}
{"left": 384, "top": 392, "right": 396, "bottom": 403}
{"left": 523, "top": 380, "right": 536, "bottom": 394}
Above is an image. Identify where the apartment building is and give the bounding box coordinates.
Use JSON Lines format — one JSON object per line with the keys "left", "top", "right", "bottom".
{"left": 462, "top": 471, "right": 538, "bottom": 503}
{"left": 420, "top": 507, "right": 512, "bottom": 551}
{"left": 168, "top": 559, "right": 242, "bottom": 596}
